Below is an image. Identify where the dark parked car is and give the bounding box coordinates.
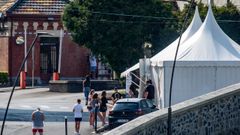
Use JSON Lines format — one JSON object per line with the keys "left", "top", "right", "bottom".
{"left": 108, "top": 98, "right": 158, "bottom": 129}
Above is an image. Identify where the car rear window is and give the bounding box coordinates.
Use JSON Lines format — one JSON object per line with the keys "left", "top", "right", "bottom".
{"left": 113, "top": 102, "right": 138, "bottom": 110}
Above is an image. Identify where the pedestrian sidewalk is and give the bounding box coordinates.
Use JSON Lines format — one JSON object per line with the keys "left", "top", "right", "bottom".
{"left": 1, "top": 121, "right": 104, "bottom": 135}
{"left": 0, "top": 87, "right": 19, "bottom": 92}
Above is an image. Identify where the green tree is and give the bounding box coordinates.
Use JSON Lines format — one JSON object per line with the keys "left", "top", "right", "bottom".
{"left": 62, "top": 0, "right": 178, "bottom": 75}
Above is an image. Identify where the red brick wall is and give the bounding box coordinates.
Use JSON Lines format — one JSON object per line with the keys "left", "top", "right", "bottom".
{"left": 9, "top": 21, "right": 38, "bottom": 77}
{"left": 10, "top": 34, "right": 27, "bottom": 76}
{"left": 0, "top": 36, "right": 9, "bottom": 72}
{"left": 60, "top": 34, "right": 90, "bottom": 77}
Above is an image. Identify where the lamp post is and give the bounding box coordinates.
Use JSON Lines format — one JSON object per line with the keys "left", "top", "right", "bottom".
{"left": 139, "top": 42, "right": 152, "bottom": 98}
{"left": 0, "top": 32, "right": 53, "bottom": 135}
{"left": 167, "top": 0, "right": 195, "bottom": 135}
{"left": 143, "top": 42, "right": 152, "bottom": 80}
{"left": 144, "top": 42, "right": 152, "bottom": 59}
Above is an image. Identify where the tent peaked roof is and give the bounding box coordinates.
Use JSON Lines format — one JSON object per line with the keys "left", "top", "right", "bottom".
{"left": 121, "top": 6, "right": 202, "bottom": 77}
{"left": 178, "top": 2, "right": 240, "bottom": 61}
{"left": 151, "top": 6, "right": 202, "bottom": 62}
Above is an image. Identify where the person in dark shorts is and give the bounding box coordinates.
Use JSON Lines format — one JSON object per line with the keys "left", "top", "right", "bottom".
{"left": 90, "top": 93, "right": 105, "bottom": 126}
{"left": 144, "top": 79, "right": 155, "bottom": 104}
{"left": 32, "top": 108, "right": 45, "bottom": 135}
{"left": 73, "top": 99, "right": 83, "bottom": 135}
{"left": 100, "top": 91, "right": 108, "bottom": 125}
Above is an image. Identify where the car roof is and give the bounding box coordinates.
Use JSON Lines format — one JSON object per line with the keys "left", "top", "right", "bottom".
{"left": 116, "top": 98, "right": 144, "bottom": 103}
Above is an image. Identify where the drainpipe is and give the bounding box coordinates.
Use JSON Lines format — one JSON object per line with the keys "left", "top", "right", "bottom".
{"left": 8, "top": 18, "right": 13, "bottom": 84}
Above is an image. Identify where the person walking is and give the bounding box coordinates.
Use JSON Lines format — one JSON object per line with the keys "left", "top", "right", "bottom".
{"left": 73, "top": 99, "right": 83, "bottom": 135}
{"left": 90, "top": 93, "right": 105, "bottom": 127}
{"left": 143, "top": 79, "right": 155, "bottom": 104}
{"left": 87, "top": 89, "right": 95, "bottom": 127}
{"left": 99, "top": 91, "right": 108, "bottom": 125}
{"left": 83, "top": 75, "right": 91, "bottom": 105}
{"left": 32, "top": 108, "right": 45, "bottom": 135}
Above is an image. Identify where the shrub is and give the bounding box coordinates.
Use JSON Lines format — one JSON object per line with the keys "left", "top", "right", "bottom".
{"left": 0, "top": 72, "right": 9, "bottom": 85}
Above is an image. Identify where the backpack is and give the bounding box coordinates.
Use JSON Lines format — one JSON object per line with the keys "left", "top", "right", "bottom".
{"left": 133, "top": 90, "right": 139, "bottom": 98}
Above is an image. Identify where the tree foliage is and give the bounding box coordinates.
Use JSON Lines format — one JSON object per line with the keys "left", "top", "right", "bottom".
{"left": 62, "top": 0, "right": 178, "bottom": 75}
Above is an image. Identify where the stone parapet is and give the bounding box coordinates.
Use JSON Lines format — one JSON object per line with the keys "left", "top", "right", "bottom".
{"left": 104, "top": 83, "right": 240, "bottom": 135}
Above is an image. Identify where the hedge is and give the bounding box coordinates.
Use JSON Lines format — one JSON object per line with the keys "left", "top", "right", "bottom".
{"left": 0, "top": 72, "right": 9, "bottom": 85}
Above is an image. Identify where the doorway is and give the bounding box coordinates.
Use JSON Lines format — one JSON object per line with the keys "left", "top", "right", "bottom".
{"left": 40, "top": 37, "right": 59, "bottom": 83}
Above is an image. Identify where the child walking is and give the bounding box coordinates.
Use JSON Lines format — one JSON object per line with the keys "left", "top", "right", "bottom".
{"left": 73, "top": 99, "right": 83, "bottom": 135}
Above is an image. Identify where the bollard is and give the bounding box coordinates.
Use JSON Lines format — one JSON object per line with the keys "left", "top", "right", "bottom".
{"left": 94, "top": 106, "right": 98, "bottom": 132}
{"left": 65, "top": 116, "right": 68, "bottom": 135}
{"left": 53, "top": 72, "right": 59, "bottom": 81}
{"left": 20, "top": 71, "right": 26, "bottom": 89}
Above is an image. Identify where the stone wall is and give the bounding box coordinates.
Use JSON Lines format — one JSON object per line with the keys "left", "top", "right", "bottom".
{"left": 104, "top": 83, "right": 240, "bottom": 135}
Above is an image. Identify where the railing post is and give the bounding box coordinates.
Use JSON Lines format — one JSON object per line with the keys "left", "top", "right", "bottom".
{"left": 65, "top": 116, "right": 68, "bottom": 135}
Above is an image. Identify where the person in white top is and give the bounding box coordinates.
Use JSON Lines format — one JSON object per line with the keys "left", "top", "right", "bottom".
{"left": 73, "top": 99, "right": 83, "bottom": 135}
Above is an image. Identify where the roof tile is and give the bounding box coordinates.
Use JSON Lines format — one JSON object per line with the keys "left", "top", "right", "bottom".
{"left": 10, "top": 0, "right": 67, "bottom": 15}
{"left": 0, "top": 0, "right": 17, "bottom": 13}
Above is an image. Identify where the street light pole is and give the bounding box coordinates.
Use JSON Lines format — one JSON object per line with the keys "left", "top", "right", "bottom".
{"left": 0, "top": 32, "right": 52, "bottom": 135}
{"left": 143, "top": 42, "right": 152, "bottom": 80}
{"left": 167, "top": 0, "right": 195, "bottom": 135}
{"left": 32, "top": 43, "right": 35, "bottom": 88}
{"left": 139, "top": 42, "right": 152, "bottom": 97}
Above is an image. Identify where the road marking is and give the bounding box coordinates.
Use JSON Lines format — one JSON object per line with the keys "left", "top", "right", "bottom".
{"left": 20, "top": 105, "right": 32, "bottom": 109}
{"left": 59, "top": 106, "right": 69, "bottom": 109}
{"left": 40, "top": 105, "right": 50, "bottom": 109}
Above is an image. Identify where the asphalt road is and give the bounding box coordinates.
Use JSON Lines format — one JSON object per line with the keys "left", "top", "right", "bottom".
{"left": 0, "top": 87, "right": 111, "bottom": 135}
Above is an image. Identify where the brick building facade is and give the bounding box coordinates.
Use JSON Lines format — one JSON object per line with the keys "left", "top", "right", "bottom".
{"left": 0, "top": 0, "right": 93, "bottom": 84}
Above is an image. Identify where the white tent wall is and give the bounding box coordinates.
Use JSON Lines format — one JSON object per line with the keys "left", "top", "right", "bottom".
{"left": 155, "top": 61, "right": 240, "bottom": 108}
{"left": 216, "top": 64, "right": 240, "bottom": 88}
{"left": 150, "top": 66, "right": 163, "bottom": 108}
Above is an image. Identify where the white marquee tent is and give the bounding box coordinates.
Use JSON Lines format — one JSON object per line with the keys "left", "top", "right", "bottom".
{"left": 121, "top": 3, "right": 240, "bottom": 108}
{"left": 152, "top": 2, "right": 240, "bottom": 108}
